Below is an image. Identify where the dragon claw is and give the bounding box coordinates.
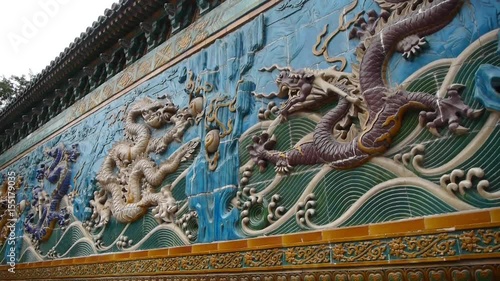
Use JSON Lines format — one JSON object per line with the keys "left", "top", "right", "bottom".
{"left": 259, "top": 133, "right": 269, "bottom": 144}
{"left": 450, "top": 124, "right": 469, "bottom": 135}
{"left": 248, "top": 133, "right": 282, "bottom": 172}
{"left": 448, "top": 83, "right": 466, "bottom": 92}
{"left": 275, "top": 157, "right": 292, "bottom": 174}
{"left": 419, "top": 84, "right": 483, "bottom": 136}
{"left": 467, "top": 108, "right": 485, "bottom": 119}
{"left": 427, "top": 126, "right": 441, "bottom": 137}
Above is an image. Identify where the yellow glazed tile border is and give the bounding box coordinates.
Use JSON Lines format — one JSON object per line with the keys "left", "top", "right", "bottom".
{"left": 2, "top": 208, "right": 499, "bottom": 279}
{"left": 3, "top": 254, "right": 500, "bottom": 280}
{"left": 424, "top": 210, "right": 491, "bottom": 229}
{"left": 6, "top": 261, "right": 500, "bottom": 281}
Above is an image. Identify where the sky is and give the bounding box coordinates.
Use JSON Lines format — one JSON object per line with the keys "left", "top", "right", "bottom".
{"left": 0, "top": 0, "right": 118, "bottom": 78}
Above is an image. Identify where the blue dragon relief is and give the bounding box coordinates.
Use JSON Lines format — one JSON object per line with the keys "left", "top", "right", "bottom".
{"left": 24, "top": 143, "right": 80, "bottom": 241}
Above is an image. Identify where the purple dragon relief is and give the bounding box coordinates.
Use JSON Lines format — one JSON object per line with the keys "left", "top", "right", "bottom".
{"left": 24, "top": 143, "right": 80, "bottom": 241}
{"left": 249, "top": 0, "right": 484, "bottom": 173}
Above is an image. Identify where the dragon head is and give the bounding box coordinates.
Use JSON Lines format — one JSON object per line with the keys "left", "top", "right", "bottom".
{"left": 275, "top": 69, "right": 315, "bottom": 117}
{"left": 172, "top": 107, "right": 194, "bottom": 124}
{"left": 141, "top": 97, "right": 179, "bottom": 128}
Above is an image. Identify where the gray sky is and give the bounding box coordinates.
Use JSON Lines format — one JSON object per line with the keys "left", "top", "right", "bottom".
{"left": 0, "top": 0, "right": 117, "bottom": 78}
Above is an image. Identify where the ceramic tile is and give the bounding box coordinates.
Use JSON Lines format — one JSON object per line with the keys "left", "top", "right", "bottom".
{"left": 247, "top": 236, "right": 283, "bottom": 249}
{"left": 192, "top": 242, "right": 218, "bottom": 253}
{"left": 369, "top": 218, "right": 425, "bottom": 236}
{"left": 282, "top": 231, "right": 323, "bottom": 246}
{"left": 168, "top": 245, "right": 192, "bottom": 256}
{"left": 322, "top": 226, "right": 369, "bottom": 242}
{"left": 424, "top": 211, "right": 491, "bottom": 230}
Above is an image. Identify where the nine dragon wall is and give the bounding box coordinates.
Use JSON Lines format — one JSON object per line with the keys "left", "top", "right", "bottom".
{"left": 0, "top": 0, "right": 499, "bottom": 264}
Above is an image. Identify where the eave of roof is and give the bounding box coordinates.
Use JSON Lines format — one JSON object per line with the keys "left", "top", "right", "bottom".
{"left": 0, "top": 0, "right": 168, "bottom": 129}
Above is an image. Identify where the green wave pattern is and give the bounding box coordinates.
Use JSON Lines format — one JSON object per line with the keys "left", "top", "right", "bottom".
{"left": 39, "top": 227, "right": 62, "bottom": 255}
{"left": 137, "top": 228, "right": 187, "bottom": 250}
{"left": 311, "top": 164, "right": 397, "bottom": 226}
{"left": 163, "top": 157, "right": 195, "bottom": 191}
{"left": 268, "top": 168, "right": 322, "bottom": 209}
{"left": 63, "top": 240, "right": 95, "bottom": 257}
{"left": 270, "top": 215, "right": 303, "bottom": 235}
{"left": 172, "top": 177, "right": 188, "bottom": 202}
{"left": 425, "top": 128, "right": 500, "bottom": 208}
{"left": 143, "top": 213, "right": 160, "bottom": 234}
{"left": 270, "top": 117, "right": 317, "bottom": 151}
{"left": 99, "top": 219, "right": 127, "bottom": 247}
{"left": 268, "top": 165, "right": 449, "bottom": 233}
{"left": 18, "top": 248, "right": 42, "bottom": 263}
{"left": 53, "top": 224, "right": 86, "bottom": 254}
{"left": 122, "top": 215, "right": 151, "bottom": 246}
{"left": 341, "top": 186, "right": 455, "bottom": 226}
{"left": 0, "top": 242, "right": 6, "bottom": 264}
